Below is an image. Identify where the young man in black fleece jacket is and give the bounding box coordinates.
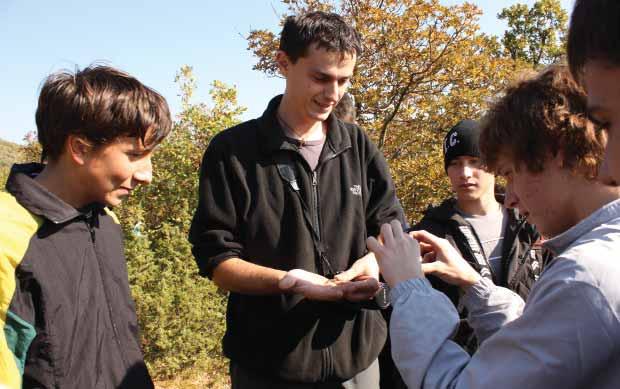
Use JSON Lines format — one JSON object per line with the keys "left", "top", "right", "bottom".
{"left": 189, "top": 11, "right": 403, "bottom": 388}
{"left": 412, "top": 120, "right": 544, "bottom": 352}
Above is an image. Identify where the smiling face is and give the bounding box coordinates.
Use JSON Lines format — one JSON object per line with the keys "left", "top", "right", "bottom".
{"left": 277, "top": 44, "right": 356, "bottom": 126}
{"left": 497, "top": 153, "right": 576, "bottom": 237}
{"left": 79, "top": 136, "right": 154, "bottom": 207}
{"left": 583, "top": 60, "right": 620, "bottom": 185}
{"left": 446, "top": 155, "right": 495, "bottom": 204}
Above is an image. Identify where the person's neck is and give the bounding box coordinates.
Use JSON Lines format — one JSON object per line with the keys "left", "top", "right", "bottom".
{"left": 34, "top": 162, "right": 88, "bottom": 209}
{"left": 457, "top": 190, "right": 500, "bottom": 216}
{"left": 568, "top": 180, "right": 620, "bottom": 226}
{"left": 277, "top": 95, "right": 325, "bottom": 141}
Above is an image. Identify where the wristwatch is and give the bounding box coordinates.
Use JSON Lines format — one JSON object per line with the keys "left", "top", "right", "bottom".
{"left": 374, "top": 282, "right": 391, "bottom": 309}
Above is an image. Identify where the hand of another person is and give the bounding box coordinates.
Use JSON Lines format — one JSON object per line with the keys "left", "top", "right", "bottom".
{"left": 410, "top": 230, "right": 481, "bottom": 288}
{"left": 337, "top": 276, "right": 381, "bottom": 302}
{"left": 334, "top": 253, "right": 381, "bottom": 302}
{"left": 367, "top": 220, "right": 423, "bottom": 288}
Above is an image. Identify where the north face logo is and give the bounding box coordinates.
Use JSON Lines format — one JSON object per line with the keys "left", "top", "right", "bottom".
{"left": 350, "top": 185, "right": 362, "bottom": 196}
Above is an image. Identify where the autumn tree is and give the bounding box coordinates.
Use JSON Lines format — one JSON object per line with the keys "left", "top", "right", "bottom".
{"left": 247, "top": 0, "right": 521, "bottom": 222}
{"left": 498, "top": 0, "right": 568, "bottom": 68}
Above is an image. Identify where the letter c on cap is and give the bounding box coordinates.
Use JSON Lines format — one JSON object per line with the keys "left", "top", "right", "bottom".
{"left": 449, "top": 132, "right": 458, "bottom": 147}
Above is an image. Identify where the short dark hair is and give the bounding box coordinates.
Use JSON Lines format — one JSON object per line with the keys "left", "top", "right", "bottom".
{"left": 480, "top": 65, "right": 605, "bottom": 179}
{"left": 567, "top": 0, "right": 620, "bottom": 82}
{"left": 279, "top": 11, "right": 362, "bottom": 63}
{"left": 35, "top": 64, "right": 172, "bottom": 161}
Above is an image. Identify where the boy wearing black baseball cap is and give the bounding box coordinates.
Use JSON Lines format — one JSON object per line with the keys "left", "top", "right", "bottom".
{"left": 411, "top": 119, "right": 544, "bottom": 351}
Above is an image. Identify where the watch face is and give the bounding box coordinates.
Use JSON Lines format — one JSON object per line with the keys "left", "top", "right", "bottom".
{"left": 375, "top": 282, "right": 391, "bottom": 309}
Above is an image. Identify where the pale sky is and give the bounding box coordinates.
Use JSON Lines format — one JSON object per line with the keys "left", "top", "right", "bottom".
{"left": 0, "top": 0, "right": 573, "bottom": 144}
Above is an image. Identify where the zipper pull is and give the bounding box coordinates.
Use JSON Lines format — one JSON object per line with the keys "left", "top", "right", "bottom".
{"left": 312, "top": 171, "right": 318, "bottom": 186}
{"left": 82, "top": 209, "right": 97, "bottom": 242}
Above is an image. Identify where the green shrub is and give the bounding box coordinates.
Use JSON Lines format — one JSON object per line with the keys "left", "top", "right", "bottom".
{"left": 125, "top": 224, "right": 227, "bottom": 376}
{"left": 117, "top": 68, "right": 245, "bottom": 378}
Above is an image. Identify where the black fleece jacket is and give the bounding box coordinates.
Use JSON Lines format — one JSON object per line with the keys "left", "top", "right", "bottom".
{"left": 189, "top": 95, "right": 403, "bottom": 383}
{"left": 412, "top": 197, "right": 545, "bottom": 305}
{"left": 2, "top": 164, "right": 152, "bottom": 389}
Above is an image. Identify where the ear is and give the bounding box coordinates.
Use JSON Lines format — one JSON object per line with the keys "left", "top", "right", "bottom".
{"left": 275, "top": 50, "right": 291, "bottom": 77}
{"left": 67, "top": 135, "right": 92, "bottom": 166}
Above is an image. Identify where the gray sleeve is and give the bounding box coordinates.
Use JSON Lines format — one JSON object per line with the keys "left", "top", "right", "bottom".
{"left": 461, "top": 278, "right": 524, "bottom": 343}
{"left": 389, "top": 276, "right": 618, "bottom": 389}
{"left": 389, "top": 278, "right": 462, "bottom": 389}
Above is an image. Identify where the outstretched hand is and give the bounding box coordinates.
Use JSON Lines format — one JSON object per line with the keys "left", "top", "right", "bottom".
{"left": 411, "top": 230, "right": 481, "bottom": 288}
{"left": 279, "top": 268, "right": 380, "bottom": 302}
{"left": 279, "top": 269, "right": 344, "bottom": 301}
{"left": 367, "top": 220, "right": 423, "bottom": 287}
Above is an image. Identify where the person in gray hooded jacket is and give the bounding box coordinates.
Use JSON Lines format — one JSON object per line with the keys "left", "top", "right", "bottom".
{"left": 368, "top": 65, "right": 620, "bottom": 389}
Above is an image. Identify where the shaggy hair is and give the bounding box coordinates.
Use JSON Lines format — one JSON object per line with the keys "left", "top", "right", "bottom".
{"left": 36, "top": 64, "right": 172, "bottom": 161}
{"left": 480, "top": 65, "right": 605, "bottom": 179}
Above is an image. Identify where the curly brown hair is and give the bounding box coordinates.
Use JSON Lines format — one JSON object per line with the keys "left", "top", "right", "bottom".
{"left": 480, "top": 64, "right": 605, "bottom": 179}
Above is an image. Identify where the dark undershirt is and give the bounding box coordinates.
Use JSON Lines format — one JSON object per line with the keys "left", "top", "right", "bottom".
{"left": 282, "top": 126, "right": 326, "bottom": 171}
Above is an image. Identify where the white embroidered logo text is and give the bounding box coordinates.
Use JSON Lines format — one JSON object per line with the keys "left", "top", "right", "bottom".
{"left": 349, "top": 185, "right": 362, "bottom": 196}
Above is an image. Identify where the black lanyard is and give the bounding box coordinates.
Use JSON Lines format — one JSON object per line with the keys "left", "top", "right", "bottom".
{"left": 274, "top": 151, "right": 337, "bottom": 277}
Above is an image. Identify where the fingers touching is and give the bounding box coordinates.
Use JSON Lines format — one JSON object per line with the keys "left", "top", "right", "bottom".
{"left": 367, "top": 220, "right": 423, "bottom": 287}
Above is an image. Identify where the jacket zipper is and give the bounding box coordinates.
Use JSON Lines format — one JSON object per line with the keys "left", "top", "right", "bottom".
{"left": 311, "top": 164, "right": 335, "bottom": 379}
{"left": 325, "top": 346, "right": 334, "bottom": 381}
{"left": 312, "top": 171, "right": 321, "bottom": 242}
{"left": 287, "top": 147, "right": 337, "bottom": 278}
{"left": 84, "top": 211, "right": 129, "bottom": 368}
{"left": 294, "top": 149, "right": 347, "bottom": 380}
